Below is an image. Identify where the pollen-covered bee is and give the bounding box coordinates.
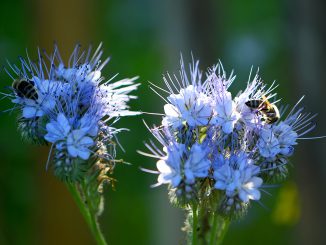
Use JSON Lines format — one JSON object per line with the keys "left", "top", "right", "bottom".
{"left": 245, "top": 95, "right": 280, "bottom": 124}
{"left": 12, "top": 79, "right": 38, "bottom": 100}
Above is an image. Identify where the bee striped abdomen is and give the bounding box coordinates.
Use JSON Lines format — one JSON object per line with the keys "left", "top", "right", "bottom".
{"left": 12, "top": 79, "right": 38, "bottom": 100}
{"left": 245, "top": 99, "right": 264, "bottom": 110}
{"left": 245, "top": 97, "right": 280, "bottom": 124}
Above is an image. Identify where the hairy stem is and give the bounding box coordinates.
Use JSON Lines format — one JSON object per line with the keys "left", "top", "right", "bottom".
{"left": 209, "top": 213, "right": 230, "bottom": 245}
{"left": 188, "top": 207, "right": 230, "bottom": 245}
{"left": 209, "top": 212, "right": 219, "bottom": 245}
{"left": 192, "top": 204, "right": 198, "bottom": 245}
{"left": 66, "top": 182, "right": 108, "bottom": 245}
{"left": 217, "top": 218, "right": 230, "bottom": 245}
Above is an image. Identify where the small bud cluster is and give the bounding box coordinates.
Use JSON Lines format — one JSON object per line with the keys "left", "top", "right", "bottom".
{"left": 4, "top": 44, "right": 139, "bottom": 184}
{"left": 142, "top": 58, "right": 316, "bottom": 217}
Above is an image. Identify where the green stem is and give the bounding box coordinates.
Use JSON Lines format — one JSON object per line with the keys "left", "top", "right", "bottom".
{"left": 208, "top": 213, "right": 230, "bottom": 245}
{"left": 209, "top": 213, "right": 219, "bottom": 245}
{"left": 190, "top": 208, "right": 230, "bottom": 245}
{"left": 192, "top": 204, "right": 198, "bottom": 245}
{"left": 217, "top": 218, "right": 230, "bottom": 245}
{"left": 66, "top": 182, "right": 108, "bottom": 245}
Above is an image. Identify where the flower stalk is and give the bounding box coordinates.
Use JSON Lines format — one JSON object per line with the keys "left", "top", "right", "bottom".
{"left": 2, "top": 44, "right": 139, "bottom": 245}
{"left": 191, "top": 211, "right": 230, "bottom": 245}
{"left": 208, "top": 213, "right": 230, "bottom": 245}
{"left": 192, "top": 203, "right": 198, "bottom": 245}
{"left": 140, "top": 56, "right": 319, "bottom": 244}
{"left": 187, "top": 191, "right": 230, "bottom": 245}
{"left": 66, "top": 182, "right": 107, "bottom": 245}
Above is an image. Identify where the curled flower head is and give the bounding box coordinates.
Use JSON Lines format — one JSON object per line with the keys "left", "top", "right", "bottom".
{"left": 141, "top": 55, "right": 321, "bottom": 219}
{"left": 3, "top": 44, "right": 139, "bottom": 183}
{"left": 272, "top": 122, "right": 297, "bottom": 156}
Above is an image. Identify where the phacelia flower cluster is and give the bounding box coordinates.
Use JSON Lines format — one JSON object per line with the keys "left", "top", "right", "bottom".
{"left": 3, "top": 44, "right": 139, "bottom": 183}
{"left": 142, "top": 58, "right": 316, "bottom": 217}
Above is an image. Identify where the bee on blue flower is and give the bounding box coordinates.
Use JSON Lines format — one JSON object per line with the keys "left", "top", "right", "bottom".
{"left": 1, "top": 44, "right": 141, "bottom": 244}
{"left": 256, "top": 96, "right": 317, "bottom": 181}
{"left": 2, "top": 43, "right": 139, "bottom": 183}
{"left": 140, "top": 55, "right": 324, "bottom": 229}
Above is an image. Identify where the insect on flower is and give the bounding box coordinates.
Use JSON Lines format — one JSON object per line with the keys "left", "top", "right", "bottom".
{"left": 245, "top": 95, "right": 280, "bottom": 124}
{"left": 140, "top": 55, "right": 325, "bottom": 222}
{"left": 12, "top": 78, "right": 38, "bottom": 100}
{"left": 2, "top": 43, "right": 140, "bottom": 183}
{"left": 1, "top": 43, "right": 141, "bottom": 245}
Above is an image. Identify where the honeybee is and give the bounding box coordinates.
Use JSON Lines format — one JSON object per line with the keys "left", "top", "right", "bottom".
{"left": 245, "top": 95, "right": 280, "bottom": 124}
{"left": 12, "top": 79, "right": 38, "bottom": 100}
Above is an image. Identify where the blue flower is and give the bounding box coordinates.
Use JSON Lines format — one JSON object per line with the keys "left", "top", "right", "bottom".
{"left": 3, "top": 44, "right": 139, "bottom": 180}
{"left": 163, "top": 85, "right": 212, "bottom": 128}
{"left": 214, "top": 152, "right": 262, "bottom": 203}
{"left": 211, "top": 91, "right": 240, "bottom": 134}
{"left": 66, "top": 129, "right": 94, "bottom": 160}
{"left": 184, "top": 143, "right": 210, "bottom": 184}
{"left": 257, "top": 127, "right": 281, "bottom": 159}
{"left": 44, "top": 113, "right": 96, "bottom": 160}
{"left": 156, "top": 143, "right": 185, "bottom": 187}
{"left": 45, "top": 113, "right": 71, "bottom": 143}
{"left": 272, "top": 122, "right": 297, "bottom": 156}
{"left": 139, "top": 56, "right": 321, "bottom": 217}
{"left": 11, "top": 77, "right": 59, "bottom": 119}
{"left": 150, "top": 141, "right": 211, "bottom": 188}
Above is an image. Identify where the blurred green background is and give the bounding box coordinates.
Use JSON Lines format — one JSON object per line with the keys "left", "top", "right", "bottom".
{"left": 0, "top": 0, "right": 325, "bottom": 244}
